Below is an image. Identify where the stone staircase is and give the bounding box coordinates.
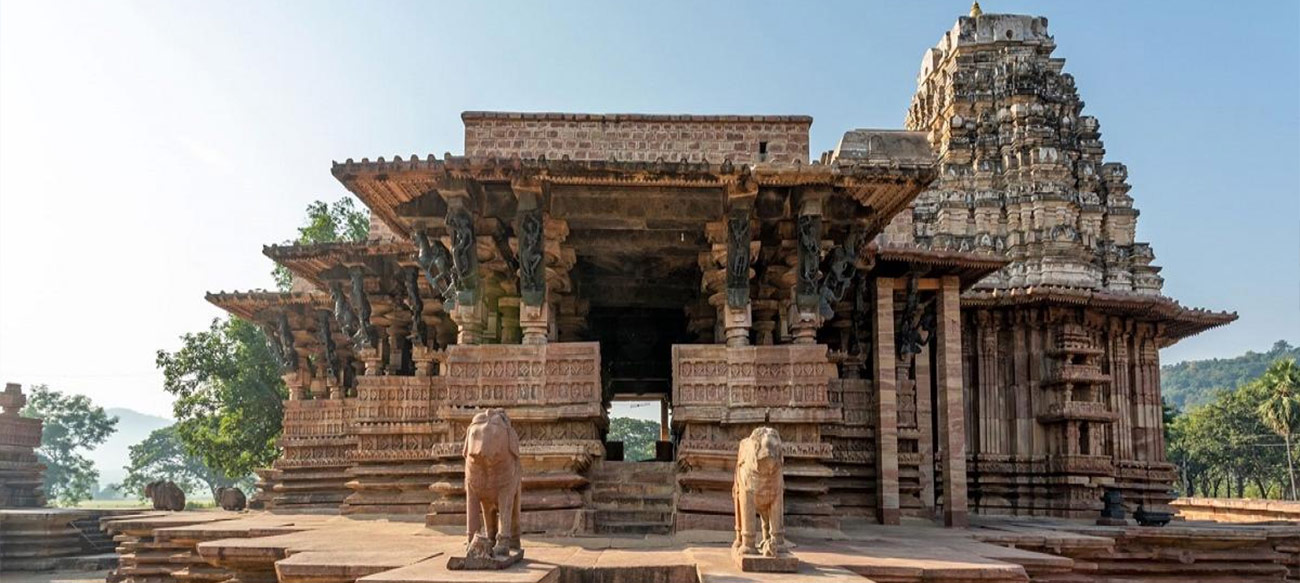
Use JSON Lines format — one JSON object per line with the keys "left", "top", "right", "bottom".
{"left": 71, "top": 515, "right": 117, "bottom": 553}
{"left": 589, "top": 461, "right": 675, "bottom": 535}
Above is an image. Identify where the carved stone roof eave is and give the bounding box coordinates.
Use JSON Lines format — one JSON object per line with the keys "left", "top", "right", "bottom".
{"left": 960, "top": 286, "right": 1237, "bottom": 347}
{"left": 330, "top": 155, "right": 939, "bottom": 241}
{"left": 262, "top": 240, "right": 415, "bottom": 288}
{"left": 868, "top": 244, "right": 1012, "bottom": 290}
{"left": 205, "top": 290, "right": 331, "bottom": 323}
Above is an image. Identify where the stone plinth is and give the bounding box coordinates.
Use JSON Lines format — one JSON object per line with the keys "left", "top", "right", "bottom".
{"left": 446, "top": 549, "right": 523, "bottom": 571}
{"left": 275, "top": 399, "right": 357, "bottom": 511}
{"left": 425, "top": 343, "right": 603, "bottom": 535}
{"left": 344, "top": 376, "right": 445, "bottom": 515}
{"left": 732, "top": 551, "right": 798, "bottom": 573}
{"left": 672, "top": 344, "right": 840, "bottom": 532}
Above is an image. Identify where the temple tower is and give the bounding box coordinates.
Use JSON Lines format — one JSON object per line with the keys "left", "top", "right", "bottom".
{"left": 889, "top": 10, "right": 1231, "bottom": 517}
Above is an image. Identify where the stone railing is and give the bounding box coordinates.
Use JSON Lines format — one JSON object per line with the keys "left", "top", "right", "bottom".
{"left": 1172, "top": 497, "right": 1300, "bottom": 523}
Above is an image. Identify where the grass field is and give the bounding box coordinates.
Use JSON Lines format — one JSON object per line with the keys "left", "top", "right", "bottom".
{"left": 72, "top": 498, "right": 216, "bottom": 510}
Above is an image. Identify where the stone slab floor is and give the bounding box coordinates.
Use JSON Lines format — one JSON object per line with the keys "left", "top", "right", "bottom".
{"left": 97, "top": 511, "right": 1300, "bottom": 583}
{"left": 1, "top": 569, "right": 111, "bottom": 583}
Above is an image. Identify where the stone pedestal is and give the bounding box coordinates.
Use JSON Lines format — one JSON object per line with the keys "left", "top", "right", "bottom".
{"left": 789, "top": 305, "right": 821, "bottom": 345}
{"left": 519, "top": 300, "right": 550, "bottom": 345}
{"left": 447, "top": 549, "right": 524, "bottom": 570}
{"left": 723, "top": 303, "right": 752, "bottom": 347}
{"left": 733, "top": 550, "right": 798, "bottom": 573}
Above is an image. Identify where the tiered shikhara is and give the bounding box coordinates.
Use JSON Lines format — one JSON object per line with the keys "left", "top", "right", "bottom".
{"left": 209, "top": 10, "right": 1235, "bottom": 530}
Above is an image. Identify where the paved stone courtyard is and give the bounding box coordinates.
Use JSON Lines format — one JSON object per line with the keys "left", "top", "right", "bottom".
{"left": 100, "top": 511, "right": 1300, "bottom": 583}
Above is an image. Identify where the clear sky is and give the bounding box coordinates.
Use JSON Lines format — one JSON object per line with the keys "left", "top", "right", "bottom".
{"left": 1, "top": 1, "right": 1297, "bottom": 419}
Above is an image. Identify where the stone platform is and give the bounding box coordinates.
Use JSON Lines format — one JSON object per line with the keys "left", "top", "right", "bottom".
{"left": 0, "top": 508, "right": 137, "bottom": 572}
{"left": 97, "top": 511, "right": 1300, "bottom": 583}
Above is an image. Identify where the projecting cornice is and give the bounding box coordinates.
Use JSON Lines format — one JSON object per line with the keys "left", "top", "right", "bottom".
{"left": 329, "top": 149, "right": 936, "bottom": 243}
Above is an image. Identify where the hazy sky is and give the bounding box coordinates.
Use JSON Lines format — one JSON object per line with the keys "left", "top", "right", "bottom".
{"left": 1, "top": 1, "right": 1297, "bottom": 419}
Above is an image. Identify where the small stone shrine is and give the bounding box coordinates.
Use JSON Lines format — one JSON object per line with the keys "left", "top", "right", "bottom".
{"left": 0, "top": 383, "right": 43, "bottom": 509}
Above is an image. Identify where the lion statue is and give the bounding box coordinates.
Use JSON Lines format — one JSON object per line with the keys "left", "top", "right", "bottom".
{"left": 463, "top": 408, "right": 522, "bottom": 558}
{"left": 732, "top": 426, "right": 785, "bottom": 557}
{"left": 216, "top": 486, "right": 247, "bottom": 511}
{"left": 145, "top": 480, "right": 185, "bottom": 511}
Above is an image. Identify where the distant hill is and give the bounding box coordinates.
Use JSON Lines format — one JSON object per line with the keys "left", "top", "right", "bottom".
{"left": 92, "top": 407, "right": 172, "bottom": 492}
{"left": 1162, "top": 340, "right": 1300, "bottom": 411}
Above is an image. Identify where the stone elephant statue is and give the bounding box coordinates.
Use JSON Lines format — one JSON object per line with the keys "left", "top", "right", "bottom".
{"left": 463, "top": 408, "right": 522, "bottom": 558}
{"left": 733, "top": 427, "right": 785, "bottom": 557}
{"left": 216, "top": 486, "right": 246, "bottom": 511}
{"left": 145, "top": 480, "right": 185, "bottom": 511}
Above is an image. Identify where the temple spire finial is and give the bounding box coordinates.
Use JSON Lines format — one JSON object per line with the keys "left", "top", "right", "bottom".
{"left": 970, "top": 1, "right": 982, "bottom": 17}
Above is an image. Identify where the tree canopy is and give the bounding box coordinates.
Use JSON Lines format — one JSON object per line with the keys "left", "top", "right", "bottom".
{"left": 1166, "top": 357, "right": 1298, "bottom": 499}
{"left": 117, "top": 425, "right": 246, "bottom": 501}
{"left": 272, "top": 197, "right": 370, "bottom": 290}
{"left": 20, "top": 385, "right": 118, "bottom": 506}
{"left": 1163, "top": 340, "right": 1300, "bottom": 410}
{"left": 608, "top": 417, "right": 660, "bottom": 461}
{"left": 155, "top": 316, "right": 286, "bottom": 480}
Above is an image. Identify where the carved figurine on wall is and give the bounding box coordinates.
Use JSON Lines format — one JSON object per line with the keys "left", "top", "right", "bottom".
{"left": 733, "top": 426, "right": 794, "bottom": 571}
{"left": 451, "top": 408, "right": 523, "bottom": 570}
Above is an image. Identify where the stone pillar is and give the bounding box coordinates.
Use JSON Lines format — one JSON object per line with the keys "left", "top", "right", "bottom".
{"left": 935, "top": 275, "right": 969, "bottom": 527}
{"left": 873, "top": 277, "right": 900, "bottom": 525}
{"left": 660, "top": 397, "right": 670, "bottom": 442}
{"left": 916, "top": 342, "right": 935, "bottom": 517}
{"left": 498, "top": 297, "right": 522, "bottom": 344}
{"left": 284, "top": 371, "right": 307, "bottom": 401}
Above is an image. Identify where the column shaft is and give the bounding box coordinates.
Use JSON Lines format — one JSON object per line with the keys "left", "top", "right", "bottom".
{"left": 936, "top": 275, "right": 969, "bottom": 527}
{"left": 873, "top": 277, "right": 900, "bottom": 525}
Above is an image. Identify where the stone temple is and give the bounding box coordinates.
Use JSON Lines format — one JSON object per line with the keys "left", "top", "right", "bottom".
{"left": 204, "top": 9, "right": 1239, "bottom": 535}
{"left": 80, "top": 9, "right": 1300, "bottom": 583}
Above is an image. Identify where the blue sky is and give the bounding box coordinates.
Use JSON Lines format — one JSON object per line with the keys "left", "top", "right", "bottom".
{"left": 1, "top": 1, "right": 1296, "bottom": 418}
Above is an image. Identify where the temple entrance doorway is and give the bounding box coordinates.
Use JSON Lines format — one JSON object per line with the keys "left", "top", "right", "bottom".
{"left": 589, "top": 307, "right": 686, "bottom": 462}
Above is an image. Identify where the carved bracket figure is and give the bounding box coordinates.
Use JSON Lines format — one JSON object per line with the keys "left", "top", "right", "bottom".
{"left": 447, "top": 207, "right": 480, "bottom": 306}
{"left": 404, "top": 267, "right": 428, "bottom": 347}
{"left": 897, "top": 275, "right": 934, "bottom": 359}
{"left": 414, "top": 229, "right": 456, "bottom": 301}
{"left": 451, "top": 408, "right": 523, "bottom": 570}
{"left": 726, "top": 208, "right": 752, "bottom": 308}
{"left": 329, "top": 281, "right": 360, "bottom": 342}
{"left": 349, "top": 267, "right": 377, "bottom": 348}
{"left": 518, "top": 207, "right": 545, "bottom": 307}
{"left": 267, "top": 313, "right": 298, "bottom": 374}
{"left": 795, "top": 214, "right": 822, "bottom": 310}
{"left": 733, "top": 426, "right": 793, "bottom": 572}
{"left": 316, "top": 309, "right": 338, "bottom": 383}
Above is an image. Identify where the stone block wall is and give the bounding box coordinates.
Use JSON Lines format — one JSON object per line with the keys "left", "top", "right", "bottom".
{"left": 463, "top": 111, "right": 811, "bottom": 164}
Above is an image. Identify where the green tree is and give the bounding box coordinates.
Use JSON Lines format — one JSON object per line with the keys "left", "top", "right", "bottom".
{"left": 1256, "top": 358, "right": 1300, "bottom": 500}
{"left": 118, "top": 426, "right": 246, "bottom": 502}
{"left": 1163, "top": 340, "right": 1300, "bottom": 410}
{"left": 156, "top": 316, "right": 287, "bottom": 479}
{"left": 272, "top": 197, "right": 370, "bottom": 290}
{"left": 608, "top": 417, "right": 660, "bottom": 461}
{"left": 19, "top": 385, "right": 118, "bottom": 506}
